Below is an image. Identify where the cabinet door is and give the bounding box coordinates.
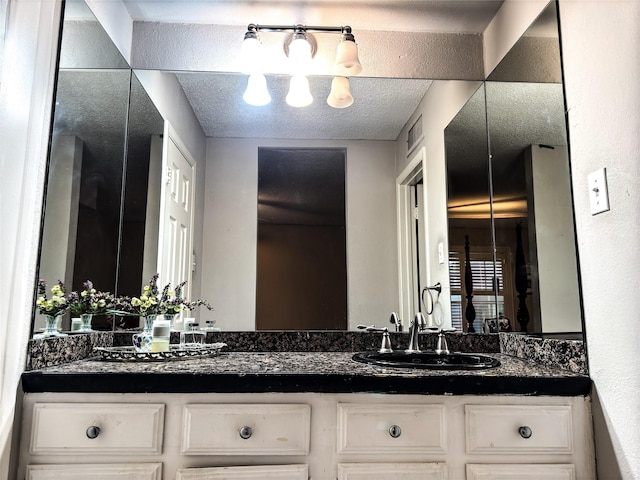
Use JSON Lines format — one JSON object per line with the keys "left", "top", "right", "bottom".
{"left": 338, "top": 463, "right": 447, "bottom": 480}
{"left": 26, "top": 463, "right": 162, "bottom": 480}
{"left": 30, "top": 403, "right": 165, "bottom": 455}
{"left": 337, "top": 403, "right": 446, "bottom": 456}
{"left": 182, "top": 404, "right": 310, "bottom": 455}
{"left": 175, "top": 464, "right": 308, "bottom": 479}
{"left": 466, "top": 464, "right": 575, "bottom": 480}
{"left": 465, "top": 405, "right": 573, "bottom": 455}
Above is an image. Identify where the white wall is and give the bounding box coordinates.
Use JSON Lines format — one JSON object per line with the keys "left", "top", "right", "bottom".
{"left": 0, "top": 1, "right": 62, "bottom": 478}
{"left": 84, "top": 0, "right": 132, "bottom": 63}
{"left": 559, "top": 1, "right": 640, "bottom": 477}
{"left": 37, "top": 136, "right": 82, "bottom": 330}
{"left": 395, "top": 80, "right": 483, "bottom": 327}
{"left": 526, "top": 145, "right": 581, "bottom": 333}
{"left": 482, "top": 0, "right": 549, "bottom": 76}
{"left": 202, "top": 138, "right": 398, "bottom": 331}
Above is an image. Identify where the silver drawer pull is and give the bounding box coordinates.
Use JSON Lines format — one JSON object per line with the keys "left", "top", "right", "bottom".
{"left": 518, "top": 426, "right": 533, "bottom": 439}
{"left": 85, "top": 425, "right": 101, "bottom": 439}
{"left": 389, "top": 425, "right": 402, "bottom": 438}
{"left": 239, "top": 426, "right": 253, "bottom": 439}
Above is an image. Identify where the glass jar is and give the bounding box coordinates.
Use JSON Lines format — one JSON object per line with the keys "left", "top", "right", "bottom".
{"left": 151, "top": 318, "right": 170, "bottom": 352}
{"left": 180, "top": 323, "right": 205, "bottom": 348}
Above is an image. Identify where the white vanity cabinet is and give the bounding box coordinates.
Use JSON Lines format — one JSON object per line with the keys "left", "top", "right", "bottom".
{"left": 17, "top": 392, "right": 595, "bottom": 479}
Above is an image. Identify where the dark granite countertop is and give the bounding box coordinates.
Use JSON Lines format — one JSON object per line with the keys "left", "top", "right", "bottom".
{"left": 21, "top": 351, "right": 590, "bottom": 396}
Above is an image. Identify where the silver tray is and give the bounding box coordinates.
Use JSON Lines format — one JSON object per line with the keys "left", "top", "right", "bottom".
{"left": 93, "top": 343, "right": 227, "bottom": 362}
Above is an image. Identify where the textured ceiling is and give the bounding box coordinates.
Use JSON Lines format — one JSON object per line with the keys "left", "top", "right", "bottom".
{"left": 175, "top": 72, "right": 432, "bottom": 139}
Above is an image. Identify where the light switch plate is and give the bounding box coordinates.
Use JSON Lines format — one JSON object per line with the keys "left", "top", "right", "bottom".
{"left": 588, "top": 168, "right": 610, "bottom": 215}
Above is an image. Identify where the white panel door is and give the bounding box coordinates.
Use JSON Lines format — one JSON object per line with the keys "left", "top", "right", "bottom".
{"left": 158, "top": 123, "right": 195, "bottom": 297}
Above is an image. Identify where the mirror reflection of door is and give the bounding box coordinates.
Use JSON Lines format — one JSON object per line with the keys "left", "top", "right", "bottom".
{"left": 157, "top": 124, "right": 196, "bottom": 305}
{"left": 256, "top": 148, "right": 347, "bottom": 331}
{"left": 409, "top": 181, "right": 427, "bottom": 316}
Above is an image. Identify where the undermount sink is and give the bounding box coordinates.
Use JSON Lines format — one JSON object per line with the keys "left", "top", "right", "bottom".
{"left": 352, "top": 351, "right": 501, "bottom": 370}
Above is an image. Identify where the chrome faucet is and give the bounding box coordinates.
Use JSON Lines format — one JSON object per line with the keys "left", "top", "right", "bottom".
{"left": 405, "top": 313, "right": 427, "bottom": 353}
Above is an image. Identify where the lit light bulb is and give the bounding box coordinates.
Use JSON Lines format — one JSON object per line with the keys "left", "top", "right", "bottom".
{"left": 288, "top": 32, "right": 312, "bottom": 74}
{"left": 286, "top": 75, "right": 313, "bottom": 107}
{"left": 333, "top": 34, "right": 362, "bottom": 76}
{"left": 327, "top": 76, "right": 354, "bottom": 108}
{"left": 241, "top": 32, "right": 264, "bottom": 74}
{"left": 243, "top": 74, "right": 271, "bottom": 106}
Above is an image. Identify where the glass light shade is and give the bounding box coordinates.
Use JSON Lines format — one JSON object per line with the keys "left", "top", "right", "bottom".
{"left": 243, "top": 74, "right": 271, "bottom": 106}
{"left": 286, "top": 75, "right": 313, "bottom": 107}
{"left": 288, "top": 34, "right": 312, "bottom": 73}
{"left": 241, "top": 36, "right": 263, "bottom": 74}
{"left": 333, "top": 38, "right": 362, "bottom": 76}
{"left": 327, "top": 76, "right": 354, "bottom": 108}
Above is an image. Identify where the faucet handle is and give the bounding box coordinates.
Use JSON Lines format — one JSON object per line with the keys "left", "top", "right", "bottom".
{"left": 433, "top": 329, "right": 455, "bottom": 355}
{"left": 357, "top": 325, "right": 393, "bottom": 353}
{"left": 389, "top": 312, "right": 403, "bottom": 332}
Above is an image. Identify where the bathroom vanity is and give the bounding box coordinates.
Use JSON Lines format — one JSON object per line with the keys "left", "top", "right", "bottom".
{"left": 17, "top": 350, "right": 595, "bottom": 479}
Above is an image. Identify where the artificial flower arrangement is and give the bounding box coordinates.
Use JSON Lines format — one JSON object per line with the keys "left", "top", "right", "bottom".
{"left": 35, "top": 279, "right": 68, "bottom": 317}
{"left": 120, "top": 273, "right": 213, "bottom": 316}
{"left": 67, "top": 280, "right": 114, "bottom": 316}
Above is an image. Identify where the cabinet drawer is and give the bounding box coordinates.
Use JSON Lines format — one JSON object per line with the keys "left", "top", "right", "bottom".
{"left": 30, "top": 403, "right": 165, "bottom": 455}
{"left": 176, "top": 464, "right": 308, "bottom": 479}
{"left": 337, "top": 403, "right": 446, "bottom": 455}
{"left": 465, "top": 405, "right": 573, "bottom": 455}
{"left": 338, "top": 463, "right": 446, "bottom": 480}
{"left": 466, "top": 464, "right": 575, "bottom": 480}
{"left": 27, "top": 463, "right": 162, "bottom": 480}
{"left": 181, "top": 404, "right": 310, "bottom": 455}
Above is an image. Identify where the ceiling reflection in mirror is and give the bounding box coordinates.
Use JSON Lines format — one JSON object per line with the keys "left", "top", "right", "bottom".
{"left": 173, "top": 73, "right": 431, "bottom": 140}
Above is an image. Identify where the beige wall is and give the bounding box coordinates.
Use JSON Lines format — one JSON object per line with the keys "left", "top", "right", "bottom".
{"left": 201, "top": 138, "right": 398, "bottom": 331}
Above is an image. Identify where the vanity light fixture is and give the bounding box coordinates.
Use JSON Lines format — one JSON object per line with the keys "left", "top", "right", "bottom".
{"left": 241, "top": 23, "right": 362, "bottom": 108}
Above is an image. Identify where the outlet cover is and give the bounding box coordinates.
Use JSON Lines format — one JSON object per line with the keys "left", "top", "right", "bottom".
{"left": 588, "top": 168, "right": 610, "bottom": 215}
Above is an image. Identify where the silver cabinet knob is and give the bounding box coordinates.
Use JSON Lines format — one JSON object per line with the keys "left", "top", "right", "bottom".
{"left": 86, "top": 425, "right": 100, "bottom": 439}
{"left": 239, "top": 426, "right": 252, "bottom": 439}
{"left": 389, "top": 425, "right": 402, "bottom": 438}
{"left": 518, "top": 426, "right": 533, "bottom": 439}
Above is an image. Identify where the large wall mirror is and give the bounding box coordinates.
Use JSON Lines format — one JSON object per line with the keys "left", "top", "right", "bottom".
{"left": 445, "top": 2, "right": 582, "bottom": 336}
{"left": 34, "top": 0, "right": 583, "bottom": 339}
{"left": 36, "top": 0, "right": 164, "bottom": 332}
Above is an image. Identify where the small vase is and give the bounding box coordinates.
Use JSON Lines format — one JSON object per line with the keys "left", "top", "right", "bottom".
{"left": 142, "top": 314, "right": 156, "bottom": 333}
{"left": 132, "top": 314, "right": 156, "bottom": 352}
{"left": 163, "top": 313, "right": 178, "bottom": 331}
{"left": 80, "top": 313, "right": 93, "bottom": 332}
{"left": 41, "top": 314, "right": 67, "bottom": 338}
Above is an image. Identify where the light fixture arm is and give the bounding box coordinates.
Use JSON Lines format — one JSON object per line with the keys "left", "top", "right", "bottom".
{"left": 246, "top": 24, "right": 353, "bottom": 35}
